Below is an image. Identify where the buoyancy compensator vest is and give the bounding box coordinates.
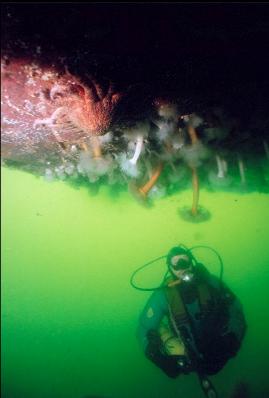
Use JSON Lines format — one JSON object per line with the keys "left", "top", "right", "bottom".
{"left": 165, "top": 264, "right": 247, "bottom": 375}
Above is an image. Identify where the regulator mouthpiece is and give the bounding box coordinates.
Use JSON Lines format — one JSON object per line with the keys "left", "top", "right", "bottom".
{"left": 181, "top": 270, "right": 195, "bottom": 282}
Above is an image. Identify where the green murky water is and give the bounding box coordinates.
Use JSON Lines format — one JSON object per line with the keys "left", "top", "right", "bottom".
{"left": 2, "top": 166, "right": 269, "bottom": 398}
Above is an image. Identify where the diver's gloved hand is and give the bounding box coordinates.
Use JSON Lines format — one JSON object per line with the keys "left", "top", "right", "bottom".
{"left": 145, "top": 330, "right": 192, "bottom": 378}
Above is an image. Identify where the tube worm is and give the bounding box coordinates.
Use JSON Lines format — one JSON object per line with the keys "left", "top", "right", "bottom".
{"left": 190, "top": 165, "right": 199, "bottom": 216}
{"left": 208, "top": 154, "right": 232, "bottom": 189}
{"left": 132, "top": 99, "right": 179, "bottom": 200}
{"left": 186, "top": 118, "right": 200, "bottom": 216}
{"left": 89, "top": 136, "right": 102, "bottom": 159}
{"left": 79, "top": 137, "right": 101, "bottom": 160}
{"left": 129, "top": 135, "right": 144, "bottom": 165}
{"left": 129, "top": 162, "right": 163, "bottom": 202}
{"left": 238, "top": 155, "right": 246, "bottom": 185}
{"left": 138, "top": 162, "right": 164, "bottom": 197}
{"left": 120, "top": 122, "right": 150, "bottom": 178}
{"left": 187, "top": 123, "right": 199, "bottom": 145}
{"left": 216, "top": 155, "right": 226, "bottom": 178}
{"left": 125, "top": 121, "right": 150, "bottom": 166}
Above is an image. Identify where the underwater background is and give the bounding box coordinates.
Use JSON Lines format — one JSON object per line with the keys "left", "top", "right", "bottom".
{"left": 2, "top": 165, "right": 269, "bottom": 398}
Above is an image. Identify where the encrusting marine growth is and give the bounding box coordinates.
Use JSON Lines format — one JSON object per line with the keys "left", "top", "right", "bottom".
{"left": 1, "top": 57, "right": 269, "bottom": 221}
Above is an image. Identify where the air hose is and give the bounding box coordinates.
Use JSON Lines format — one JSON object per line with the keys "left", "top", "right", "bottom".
{"left": 130, "top": 245, "right": 224, "bottom": 291}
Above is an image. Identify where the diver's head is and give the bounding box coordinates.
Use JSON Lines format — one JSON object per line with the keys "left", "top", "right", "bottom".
{"left": 167, "top": 246, "right": 195, "bottom": 283}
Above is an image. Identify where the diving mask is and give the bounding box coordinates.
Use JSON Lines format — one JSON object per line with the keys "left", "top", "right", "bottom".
{"left": 171, "top": 254, "right": 192, "bottom": 270}
{"left": 170, "top": 254, "right": 195, "bottom": 283}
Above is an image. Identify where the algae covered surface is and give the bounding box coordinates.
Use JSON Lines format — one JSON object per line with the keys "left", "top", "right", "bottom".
{"left": 1, "top": 167, "right": 269, "bottom": 398}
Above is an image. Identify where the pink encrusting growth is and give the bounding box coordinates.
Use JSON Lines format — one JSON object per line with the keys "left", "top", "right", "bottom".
{"left": 1, "top": 58, "right": 122, "bottom": 161}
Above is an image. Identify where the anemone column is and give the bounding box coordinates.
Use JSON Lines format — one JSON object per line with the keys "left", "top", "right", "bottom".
{"left": 186, "top": 122, "right": 200, "bottom": 217}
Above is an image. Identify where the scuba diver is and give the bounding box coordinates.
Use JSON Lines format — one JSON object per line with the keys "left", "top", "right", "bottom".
{"left": 134, "top": 245, "right": 247, "bottom": 398}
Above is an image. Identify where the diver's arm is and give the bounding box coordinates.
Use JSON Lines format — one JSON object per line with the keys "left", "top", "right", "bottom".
{"left": 136, "top": 289, "right": 168, "bottom": 351}
{"left": 136, "top": 289, "right": 182, "bottom": 378}
{"left": 145, "top": 329, "right": 184, "bottom": 378}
